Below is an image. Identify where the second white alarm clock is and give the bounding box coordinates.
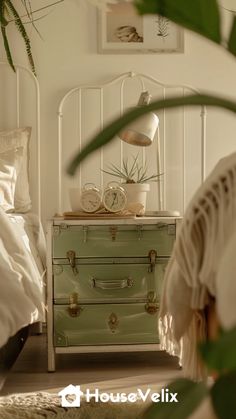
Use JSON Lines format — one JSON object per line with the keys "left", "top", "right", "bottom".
{"left": 103, "top": 182, "right": 127, "bottom": 213}
{"left": 80, "top": 183, "right": 102, "bottom": 213}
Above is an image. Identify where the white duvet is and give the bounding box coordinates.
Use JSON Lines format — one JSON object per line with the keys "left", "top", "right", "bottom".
{"left": 0, "top": 207, "right": 45, "bottom": 348}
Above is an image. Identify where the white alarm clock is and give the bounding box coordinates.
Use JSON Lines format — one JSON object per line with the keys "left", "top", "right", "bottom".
{"left": 80, "top": 183, "right": 102, "bottom": 213}
{"left": 103, "top": 182, "right": 127, "bottom": 213}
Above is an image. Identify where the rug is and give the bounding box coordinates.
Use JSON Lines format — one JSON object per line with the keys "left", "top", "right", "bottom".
{"left": 0, "top": 392, "right": 149, "bottom": 418}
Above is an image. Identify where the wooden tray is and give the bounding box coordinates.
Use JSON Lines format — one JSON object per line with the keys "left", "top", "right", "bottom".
{"left": 63, "top": 211, "right": 135, "bottom": 219}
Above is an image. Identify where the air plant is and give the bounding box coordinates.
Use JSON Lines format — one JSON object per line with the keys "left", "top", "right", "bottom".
{"left": 102, "top": 154, "right": 162, "bottom": 184}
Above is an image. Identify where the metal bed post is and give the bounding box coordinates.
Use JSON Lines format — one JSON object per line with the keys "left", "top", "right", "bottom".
{"left": 0, "top": 61, "right": 41, "bottom": 219}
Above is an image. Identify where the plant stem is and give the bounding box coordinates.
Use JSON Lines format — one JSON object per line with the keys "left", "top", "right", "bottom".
{"left": 8, "top": 0, "right": 64, "bottom": 22}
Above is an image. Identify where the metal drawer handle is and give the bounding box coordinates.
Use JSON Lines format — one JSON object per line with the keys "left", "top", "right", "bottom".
{"left": 91, "top": 277, "right": 133, "bottom": 290}
{"left": 66, "top": 250, "right": 78, "bottom": 275}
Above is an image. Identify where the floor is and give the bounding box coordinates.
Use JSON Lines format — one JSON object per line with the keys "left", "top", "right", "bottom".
{"left": 1, "top": 333, "right": 182, "bottom": 396}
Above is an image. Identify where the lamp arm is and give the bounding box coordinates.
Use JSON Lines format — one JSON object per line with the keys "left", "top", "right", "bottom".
{"left": 67, "top": 94, "right": 236, "bottom": 175}
{"left": 156, "top": 126, "right": 162, "bottom": 211}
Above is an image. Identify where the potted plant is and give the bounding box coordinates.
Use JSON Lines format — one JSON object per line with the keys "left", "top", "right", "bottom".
{"left": 102, "top": 154, "right": 161, "bottom": 214}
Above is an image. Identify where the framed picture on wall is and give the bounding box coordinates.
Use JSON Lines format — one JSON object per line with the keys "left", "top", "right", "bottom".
{"left": 98, "top": 2, "right": 184, "bottom": 54}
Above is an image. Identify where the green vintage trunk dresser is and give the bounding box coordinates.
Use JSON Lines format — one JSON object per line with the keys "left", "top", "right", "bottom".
{"left": 46, "top": 217, "right": 181, "bottom": 371}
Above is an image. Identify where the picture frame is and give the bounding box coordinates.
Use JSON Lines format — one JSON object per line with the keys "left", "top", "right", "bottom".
{"left": 98, "top": 2, "right": 184, "bottom": 54}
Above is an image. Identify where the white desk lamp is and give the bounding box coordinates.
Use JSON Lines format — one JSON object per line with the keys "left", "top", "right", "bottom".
{"left": 118, "top": 91, "right": 180, "bottom": 217}
{"left": 119, "top": 91, "right": 159, "bottom": 146}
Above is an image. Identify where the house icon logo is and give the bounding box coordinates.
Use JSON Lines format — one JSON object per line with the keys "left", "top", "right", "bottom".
{"left": 58, "top": 384, "right": 83, "bottom": 407}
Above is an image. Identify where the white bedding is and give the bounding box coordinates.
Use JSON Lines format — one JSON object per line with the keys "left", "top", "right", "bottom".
{"left": 0, "top": 208, "right": 46, "bottom": 348}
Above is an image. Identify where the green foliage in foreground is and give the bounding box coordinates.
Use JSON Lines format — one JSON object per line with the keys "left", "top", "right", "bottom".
{"left": 145, "top": 379, "right": 208, "bottom": 419}
{"left": 144, "top": 327, "right": 236, "bottom": 419}
{"left": 199, "top": 327, "right": 236, "bottom": 372}
{"left": 135, "top": 0, "right": 222, "bottom": 45}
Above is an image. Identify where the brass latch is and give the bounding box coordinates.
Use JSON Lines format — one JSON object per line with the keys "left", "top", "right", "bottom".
{"left": 137, "top": 225, "right": 143, "bottom": 240}
{"left": 66, "top": 250, "right": 78, "bottom": 275}
{"left": 148, "top": 249, "right": 157, "bottom": 272}
{"left": 145, "top": 291, "right": 159, "bottom": 315}
{"left": 167, "top": 224, "right": 176, "bottom": 236}
{"left": 68, "top": 292, "right": 82, "bottom": 317}
{"left": 53, "top": 223, "right": 68, "bottom": 236}
{"left": 83, "top": 226, "right": 88, "bottom": 243}
{"left": 109, "top": 226, "right": 118, "bottom": 241}
{"left": 108, "top": 312, "right": 119, "bottom": 333}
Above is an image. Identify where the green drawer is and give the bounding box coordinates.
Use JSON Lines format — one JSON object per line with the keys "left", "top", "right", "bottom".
{"left": 52, "top": 223, "right": 175, "bottom": 258}
{"left": 54, "top": 303, "right": 159, "bottom": 346}
{"left": 53, "top": 260, "right": 167, "bottom": 302}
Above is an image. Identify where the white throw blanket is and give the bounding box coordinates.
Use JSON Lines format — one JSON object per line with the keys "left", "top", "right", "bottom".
{"left": 0, "top": 207, "right": 45, "bottom": 348}
{"left": 216, "top": 224, "right": 236, "bottom": 331}
{"left": 159, "top": 151, "right": 236, "bottom": 380}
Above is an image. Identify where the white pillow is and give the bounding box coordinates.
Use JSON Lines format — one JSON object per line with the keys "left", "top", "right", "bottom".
{"left": 0, "top": 147, "right": 23, "bottom": 212}
{"left": 0, "top": 127, "right": 32, "bottom": 213}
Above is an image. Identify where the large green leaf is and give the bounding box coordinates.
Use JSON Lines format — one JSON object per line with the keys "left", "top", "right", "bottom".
{"left": 135, "top": 0, "right": 221, "bottom": 44}
{"left": 199, "top": 326, "right": 236, "bottom": 372}
{"left": 228, "top": 15, "right": 236, "bottom": 56}
{"left": 144, "top": 378, "right": 208, "bottom": 419}
{"left": 67, "top": 94, "right": 236, "bottom": 175}
{"left": 211, "top": 370, "right": 236, "bottom": 419}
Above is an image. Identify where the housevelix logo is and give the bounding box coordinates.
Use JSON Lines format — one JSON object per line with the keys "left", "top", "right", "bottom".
{"left": 58, "top": 384, "right": 178, "bottom": 408}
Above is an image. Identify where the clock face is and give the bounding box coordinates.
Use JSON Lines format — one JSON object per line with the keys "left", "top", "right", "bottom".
{"left": 103, "top": 188, "right": 127, "bottom": 213}
{"left": 80, "top": 191, "right": 102, "bottom": 213}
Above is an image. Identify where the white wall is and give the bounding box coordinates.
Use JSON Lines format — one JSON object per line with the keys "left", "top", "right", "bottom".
{"left": 1, "top": 0, "right": 236, "bottom": 223}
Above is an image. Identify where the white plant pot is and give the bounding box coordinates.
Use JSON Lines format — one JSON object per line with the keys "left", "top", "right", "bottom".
{"left": 69, "top": 188, "right": 82, "bottom": 212}
{"left": 122, "top": 183, "right": 150, "bottom": 214}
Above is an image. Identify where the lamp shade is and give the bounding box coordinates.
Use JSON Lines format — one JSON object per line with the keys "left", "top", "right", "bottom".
{"left": 118, "top": 91, "right": 159, "bottom": 146}
{"left": 119, "top": 112, "right": 159, "bottom": 146}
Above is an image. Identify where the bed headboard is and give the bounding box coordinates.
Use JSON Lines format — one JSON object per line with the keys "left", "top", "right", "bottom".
{"left": 0, "top": 61, "right": 41, "bottom": 219}
{"left": 58, "top": 71, "right": 206, "bottom": 216}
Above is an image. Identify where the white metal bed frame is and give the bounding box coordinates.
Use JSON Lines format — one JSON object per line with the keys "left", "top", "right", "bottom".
{"left": 57, "top": 71, "right": 206, "bottom": 215}
{"left": 0, "top": 61, "right": 41, "bottom": 219}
